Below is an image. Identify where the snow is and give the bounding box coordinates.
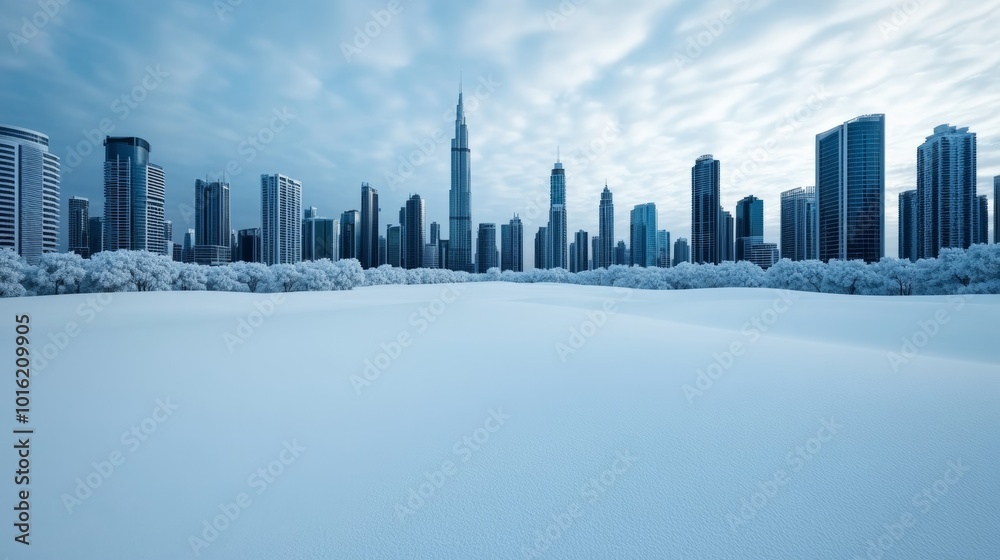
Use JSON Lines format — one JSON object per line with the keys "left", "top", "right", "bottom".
{"left": 4, "top": 283, "right": 999, "bottom": 559}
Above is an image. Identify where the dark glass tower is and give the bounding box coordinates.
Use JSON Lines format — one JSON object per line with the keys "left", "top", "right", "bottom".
{"left": 691, "top": 155, "right": 720, "bottom": 264}
{"left": 816, "top": 114, "right": 885, "bottom": 263}
{"left": 598, "top": 183, "right": 614, "bottom": 269}
{"left": 360, "top": 183, "right": 379, "bottom": 269}
{"left": 448, "top": 86, "right": 473, "bottom": 272}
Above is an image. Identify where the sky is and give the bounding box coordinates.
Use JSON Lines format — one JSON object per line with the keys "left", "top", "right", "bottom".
{"left": 2, "top": 0, "right": 998, "bottom": 262}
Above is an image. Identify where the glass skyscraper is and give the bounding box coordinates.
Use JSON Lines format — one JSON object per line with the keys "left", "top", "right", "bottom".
{"left": 501, "top": 215, "right": 523, "bottom": 272}
{"left": 598, "top": 184, "right": 614, "bottom": 269}
{"left": 629, "top": 203, "right": 657, "bottom": 267}
{"left": 340, "top": 210, "right": 361, "bottom": 261}
{"left": 104, "top": 136, "right": 165, "bottom": 255}
{"left": 816, "top": 114, "right": 885, "bottom": 263}
{"left": 360, "top": 183, "right": 379, "bottom": 269}
{"left": 734, "top": 195, "right": 763, "bottom": 262}
{"left": 780, "top": 186, "right": 817, "bottom": 261}
{"left": 88, "top": 217, "right": 104, "bottom": 257}
{"left": 405, "top": 194, "right": 425, "bottom": 270}
{"left": 476, "top": 222, "right": 497, "bottom": 273}
{"left": 916, "top": 124, "right": 977, "bottom": 258}
{"left": 898, "top": 189, "right": 918, "bottom": 262}
{"left": 195, "top": 178, "right": 231, "bottom": 265}
{"left": 448, "top": 87, "right": 473, "bottom": 272}
{"left": 68, "top": 196, "right": 90, "bottom": 258}
{"left": 672, "top": 238, "right": 690, "bottom": 266}
{"left": 691, "top": 155, "right": 720, "bottom": 264}
{"left": 548, "top": 158, "right": 567, "bottom": 270}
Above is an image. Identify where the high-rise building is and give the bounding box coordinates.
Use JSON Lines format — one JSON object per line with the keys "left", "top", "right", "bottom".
{"left": 630, "top": 203, "right": 657, "bottom": 267}
{"left": 570, "top": 230, "right": 588, "bottom": 273}
{"left": 360, "top": 183, "right": 379, "bottom": 269}
{"left": 163, "top": 219, "right": 172, "bottom": 243}
{"left": 0, "top": 125, "right": 60, "bottom": 264}
{"left": 103, "top": 136, "right": 164, "bottom": 255}
{"left": 430, "top": 222, "right": 440, "bottom": 245}
{"left": 378, "top": 235, "right": 387, "bottom": 266}
{"left": 438, "top": 239, "right": 449, "bottom": 270}
{"left": 975, "top": 195, "right": 988, "bottom": 245}
{"left": 673, "top": 238, "right": 690, "bottom": 266}
{"left": 816, "top": 114, "right": 885, "bottom": 263}
{"left": 237, "top": 228, "right": 261, "bottom": 263}
{"left": 68, "top": 196, "right": 90, "bottom": 258}
{"left": 916, "top": 124, "right": 977, "bottom": 258}
{"left": 182, "top": 229, "right": 195, "bottom": 264}
{"left": 340, "top": 210, "right": 361, "bottom": 261}
{"left": 656, "top": 230, "right": 670, "bottom": 268}
{"left": 386, "top": 225, "right": 402, "bottom": 267}
{"left": 88, "top": 217, "right": 104, "bottom": 256}
{"left": 591, "top": 236, "right": 599, "bottom": 270}
{"left": 405, "top": 194, "right": 425, "bottom": 269}
{"left": 195, "top": 178, "right": 231, "bottom": 265}
{"left": 448, "top": 86, "right": 473, "bottom": 272}
{"left": 719, "top": 208, "right": 734, "bottom": 262}
{"left": 780, "top": 187, "right": 817, "bottom": 261}
{"left": 615, "top": 240, "right": 627, "bottom": 266}
{"left": 501, "top": 215, "right": 523, "bottom": 272}
{"left": 734, "top": 195, "right": 763, "bottom": 261}
{"left": 691, "top": 154, "right": 720, "bottom": 264}
{"left": 423, "top": 243, "right": 439, "bottom": 269}
{"left": 260, "top": 173, "right": 301, "bottom": 265}
{"left": 548, "top": 158, "right": 568, "bottom": 269}
{"left": 303, "top": 208, "right": 335, "bottom": 261}
{"left": 898, "top": 189, "right": 918, "bottom": 262}
{"left": 598, "top": 183, "right": 614, "bottom": 269}
{"left": 534, "top": 227, "right": 548, "bottom": 270}
{"left": 995, "top": 176, "right": 1000, "bottom": 244}
{"left": 476, "top": 222, "right": 497, "bottom": 273}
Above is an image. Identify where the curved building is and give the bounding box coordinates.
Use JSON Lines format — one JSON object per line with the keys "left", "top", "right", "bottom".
{"left": 0, "top": 124, "right": 60, "bottom": 264}
{"left": 103, "top": 136, "right": 166, "bottom": 254}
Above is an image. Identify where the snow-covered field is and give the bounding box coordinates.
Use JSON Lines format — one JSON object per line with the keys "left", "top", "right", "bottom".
{"left": 3, "top": 283, "right": 999, "bottom": 559}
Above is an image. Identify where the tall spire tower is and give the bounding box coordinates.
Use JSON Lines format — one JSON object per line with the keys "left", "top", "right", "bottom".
{"left": 448, "top": 81, "right": 473, "bottom": 272}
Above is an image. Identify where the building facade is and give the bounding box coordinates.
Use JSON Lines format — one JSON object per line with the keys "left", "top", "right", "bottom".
{"left": 68, "top": 196, "right": 90, "bottom": 258}
{"left": 405, "top": 194, "right": 425, "bottom": 270}
{"left": 476, "top": 222, "right": 497, "bottom": 272}
{"left": 0, "top": 125, "right": 60, "bottom": 264}
{"left": 548, "top": 159, "right": 567, "bottom": 269}
{"left": 898, "top": 189, "right": 918, "bottom": 262}
{"left": 260, "top": 173, "right": 301, "bottom": 265}
{"left": 360, "top": 183, "right": 379, "bottom": 269}
{"left": 916, "top": 124, "right": 977, "bottom": 258}
{"left": 780, "top": 186, "right": 817, "bottom": 261}
{"left": 630, "top": 203, "right": 657, "bottom": 267}
{"left": 448, "top": 88, "right": 473, "bottom": 272}
{"left": 104, "top": 136, "right": 164, "bottom": 255}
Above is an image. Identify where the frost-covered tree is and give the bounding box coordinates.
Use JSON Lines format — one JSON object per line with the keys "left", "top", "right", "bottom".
{"left": 872, "top": 258, "right": 914, "bottom": 296}
{"left": 821, "top": 260, "right": 882, "bottom": 295}
{"left": 267, "top": 264, "right": 303, "bottom": 292}
{"left": 84, "top": 250, "right": 177, "bottom": 292}
{"left": 27, "top": 252, "right": 88, "bottom": 295}
{"left": 205, "top": 265, "right": 246, "bottom": 292}
{"left": 173, "top": 264, "right": 208, "bottom": 291}
{"left": 0, "top": 249, "right": 27, "bottom": 298}
{"left": 330, "top": 259, "right": 365, "bottom": 290}
{"left": 230, "top": 262, "right": 271, "bottom": 293}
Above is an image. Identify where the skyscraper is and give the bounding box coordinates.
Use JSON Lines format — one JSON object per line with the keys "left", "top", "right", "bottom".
{"left": 719, "top": 208, "right": 734, "bottom": 262}
{"left": 673, "top": 238, "right": 690, "bottom": 266}
{"left": 302, "top": 208, "right": 335, "bottom": 261}
{"left": 975, "top": 195, "right": 988, "bottom": 245}
{"left": 163, "top": 220, "right": 172, "bottom": 243}
{"left": 88, "top": 217, "right": 104, "bottom": 256}
{"left": 68, "top": 196, "right": 90, "bottom": 258}
{"left": 476, "top": 222, "right": 497, "bottom": 273}
{"left": 915, "top": 124, "right": 977, "bottom": 258}
{"left": 0, "top": 125, "right": 60, "bottom": 264}
{"left": 734, "top": 195, "right": 763, "bottom": 261}
{"left": 386, "top": 225, "right": 402, "bottom": 267}
{"left": 360, "top": 183, "right": 379, "bottom": 269}
{"left": 598, "top": 183, "right": 614, "bottom": 269}
{"left": 629, "top": 203, "right": 657, "bottom": 267}
{"left": 237, "top": 228, "right": 261, "bottom": 263}
{"left": 182, "top": 229, "right": 195, "bottom": 263}
{"left": 340, "top": 210, "right": 361, "bottom": 261}
{"left": 430, "top": 222, "right": 440, "bottom": 245}
{"left": 534, "top": 226, "right": 548, "bottom": 270}
{"left": 691, "top": 155, "right": 720, "bottom": 264}
{"left": 571, "top": 230, "right": 589, "bottom": 273}
{"left": 260, "top": 173, "right": 301, "bottom": 265}
{"left": 591, "top": 236, "right": 599, "bottom": 270}
{"left": 378, "top": 235, "right": 387, "bottom": 266}
{"left": 448, "top": 86, "right": 473, "bottom": 272}
{"left": 615, "top": 240, "right": 627, "bottom": 266}
{"left": 501, "top": 214, "right": 523, "bottom": 272}
{"left": 104, "top": 136, "right": 164, "bottom": 255}
{"left": 405, "top": 194, "right": 425, "bottom": 270}
{"left": 995, "top": 176, "right": 1000, "bottom": 244}
{"left": 195, "top": 178, "right": 231, "bottom": 265}
{"left": 816, "top": 114, "right": 886, "bottom": 263}
{"left": 548, "top": 158, "right": 568, "bottom": 269}
{"left": 656, "top": 230, "right": 670, "bottom": 268}
{"left": 898, "top": 189, "right": 918, "bottom": 262}
{"left": 780, "top": 186, "right": 817, "bottom": 261}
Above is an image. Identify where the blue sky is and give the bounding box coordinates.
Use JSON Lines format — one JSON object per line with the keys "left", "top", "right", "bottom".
{"left": 2, "top": 0, "right": 998, "bottom": 261}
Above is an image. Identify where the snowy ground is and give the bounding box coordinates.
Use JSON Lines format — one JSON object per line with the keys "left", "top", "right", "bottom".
{"left": 3, "top": 283, "right": 999, "bottom": 559}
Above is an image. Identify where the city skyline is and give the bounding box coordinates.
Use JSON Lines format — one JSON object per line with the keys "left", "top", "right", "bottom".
{"left": 2, "top": 1, "right": 999, "bottom": 266}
